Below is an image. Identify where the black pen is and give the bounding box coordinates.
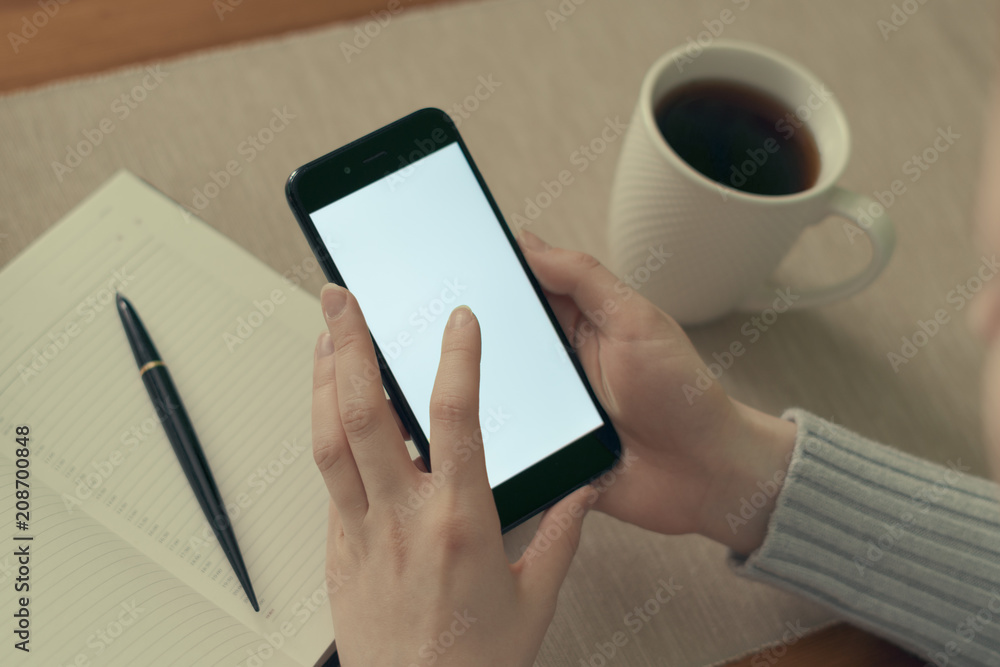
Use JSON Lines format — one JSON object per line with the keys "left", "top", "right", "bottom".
{"left": 115, "top": 292, "right": 259, "bottom": 612}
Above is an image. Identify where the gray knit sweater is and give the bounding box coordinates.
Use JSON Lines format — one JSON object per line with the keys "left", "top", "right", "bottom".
{"left": 730, "top": 409, "right": 1000, "bottom": 667}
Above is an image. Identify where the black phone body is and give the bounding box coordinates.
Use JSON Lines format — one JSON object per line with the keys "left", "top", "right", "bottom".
{"left": 286, "top": 108, "right": 620, "bottom": 531}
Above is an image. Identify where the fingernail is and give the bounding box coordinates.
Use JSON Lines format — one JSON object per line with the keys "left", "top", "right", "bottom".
{"left": 448, "top": 305, "right": 474, "bottom": 329}
{"left": 316, "top": 332, "right": 334, "bottom": 358}
{"left": 520, "top": 230, "right": 550, "bottom": 252}
{"left": 321, "top": 284, "right": 348, "bottom": 320}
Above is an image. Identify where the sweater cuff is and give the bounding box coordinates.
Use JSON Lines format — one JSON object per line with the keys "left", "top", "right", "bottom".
{"left": 728, "top": 409, "right": 1000, "bottom": 665}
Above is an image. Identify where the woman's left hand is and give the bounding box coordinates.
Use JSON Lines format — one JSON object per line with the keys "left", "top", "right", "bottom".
{"left": 312, "top": 283, "right": 593, "bottom": 667}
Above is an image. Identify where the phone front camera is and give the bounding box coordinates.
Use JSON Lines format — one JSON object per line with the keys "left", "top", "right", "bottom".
{"left": 344, "top": 167, "right": 351, "bottom": 174}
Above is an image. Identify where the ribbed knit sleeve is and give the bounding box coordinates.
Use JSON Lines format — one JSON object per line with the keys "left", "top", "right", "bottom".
{"left": 729, "top": 409, "right": 1000, "bottom": 667}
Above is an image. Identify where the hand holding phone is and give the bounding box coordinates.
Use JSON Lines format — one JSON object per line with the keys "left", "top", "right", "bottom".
{"left": 515, "top": 235, "right": 799, "bottom": 556}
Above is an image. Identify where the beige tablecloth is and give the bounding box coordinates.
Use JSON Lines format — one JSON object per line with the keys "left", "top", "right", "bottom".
{"left": 1, "top": 0, "right": 996, "bottom": 664}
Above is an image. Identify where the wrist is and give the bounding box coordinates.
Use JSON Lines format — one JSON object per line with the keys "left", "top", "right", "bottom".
{"left": 695, "top": 402, "right": 797, "bottom": 556}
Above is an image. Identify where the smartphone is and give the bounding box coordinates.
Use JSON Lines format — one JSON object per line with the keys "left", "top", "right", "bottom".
{"left": 285, "top": 107, "right": 620, "bottom": 531}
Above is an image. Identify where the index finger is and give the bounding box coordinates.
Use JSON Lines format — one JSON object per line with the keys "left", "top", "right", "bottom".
{"left": 427, "top": 306, "right": 491, "bottom": 497}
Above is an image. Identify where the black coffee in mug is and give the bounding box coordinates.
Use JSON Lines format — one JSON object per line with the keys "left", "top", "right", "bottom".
{"left": 654, "top": 79, "right": 821, "bottom": 196}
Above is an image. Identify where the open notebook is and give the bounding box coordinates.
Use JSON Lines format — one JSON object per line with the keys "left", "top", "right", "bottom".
{"left": 0, "top": 172, "right": 337, "bottom": 666}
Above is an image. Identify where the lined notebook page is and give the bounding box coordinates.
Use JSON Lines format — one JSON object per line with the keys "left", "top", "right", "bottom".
{"left": 0, "top": 172, "right": 335, "bottom": 666}
{"left": 0, "top": 456, "right": 302, "bottom": 666}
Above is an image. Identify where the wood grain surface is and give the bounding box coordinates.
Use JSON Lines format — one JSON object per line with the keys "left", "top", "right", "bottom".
{"left": 0, "top": 0, "right": 456, "bottom": 92}
{"left": 0, "top": 0, "right": 979, "bottom": 665}
{"left": 728, "top": 623, "right": 923, "bottom": 667}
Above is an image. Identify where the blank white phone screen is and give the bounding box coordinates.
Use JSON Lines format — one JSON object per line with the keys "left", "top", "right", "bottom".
{"left": 309, "top": 142, "right": 604, "bottom": 487}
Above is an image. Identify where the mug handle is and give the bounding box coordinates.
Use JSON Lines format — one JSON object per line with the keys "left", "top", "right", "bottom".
{"left": 738, "top": 187, "right": 896, "bottom": 311}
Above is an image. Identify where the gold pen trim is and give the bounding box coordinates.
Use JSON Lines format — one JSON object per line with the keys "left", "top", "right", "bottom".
{"left": 139, "top": 360, "right": 165, "bottom": 376}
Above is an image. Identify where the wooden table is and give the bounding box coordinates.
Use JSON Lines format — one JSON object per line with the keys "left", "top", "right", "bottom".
{"left": 0, "top": 1, "right": 925, "bottom": 665}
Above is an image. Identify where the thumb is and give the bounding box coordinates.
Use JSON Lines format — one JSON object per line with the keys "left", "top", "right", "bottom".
{"left": 518, "top": 234, "right": 648, "bottom": 340}
{"left": 516, "top": 485, "right": 596, "bottom": 607}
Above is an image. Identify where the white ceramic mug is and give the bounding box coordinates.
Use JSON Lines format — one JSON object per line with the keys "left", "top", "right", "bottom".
{"left": 608, "top": 40, "right": 895, "bottom": 325}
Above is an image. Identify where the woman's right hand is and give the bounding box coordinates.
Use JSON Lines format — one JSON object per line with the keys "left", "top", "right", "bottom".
{"left": 518, "top": 231, "right": 797, "bottom": 555}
